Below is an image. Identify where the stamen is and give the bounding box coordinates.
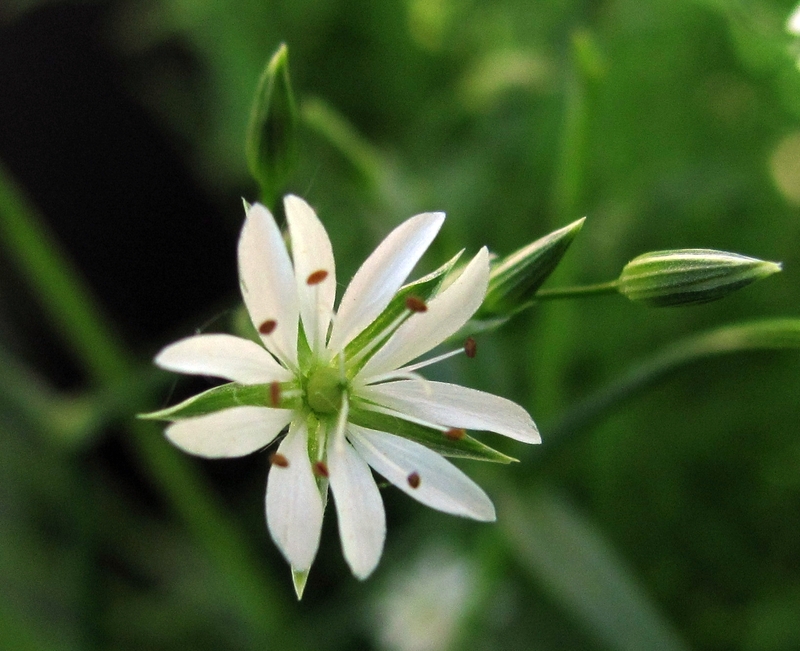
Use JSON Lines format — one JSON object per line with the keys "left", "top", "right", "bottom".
{"left": 353, "top": 370, "right": 431, "bottom": 396}
{"left": 306, "top": 269, "right": 329, "bottom": 285}
{"left": 259, "top": 319, "right": 277, "bottom": 335}
{"left": 404, "top": 295, "right": 428, "bottom": 313}
{"left": 269, "top": 453, "right": 289, "bottom": 468}
{"left": 269, "top": 381, "right": 281, "bottom": 407}
{"left": 407, "top": 472, "right": 421, "bottom": 489}
{"left": 363, "top": 349, "right": 462, "bottom": 384}
{"left": 313, "top": 461, "right": 329, "bottom": 477}
{"left": 464, "top": 337, "right": 477, "bottom": 358}
{"left": 445, "top": 428, "right": 466, "bottom": 441}
{"left": 256, "top": 319, "right": 298, "bottom": 374}
{"left": 358, "top": 401, "right": 448, "bottom": 432}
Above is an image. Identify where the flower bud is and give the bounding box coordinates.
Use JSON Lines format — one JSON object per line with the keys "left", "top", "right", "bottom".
{"left": 245, "top": 44, "right": 298, "bottom": 208}
{"left": 480, "top": 217, "right": 584, "bottom": 315}
{"left": 618, "top": 249, "right": 781, "bottom": 307}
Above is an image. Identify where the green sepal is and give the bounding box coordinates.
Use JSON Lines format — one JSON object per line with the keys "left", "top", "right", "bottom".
{"left": 479, "top": 218, "right": 585, "bottom": 316}
{"left": 618, "top": 249, "right": 782, "bottom": 307}
{"left": 344, "top": 250, "right": 464, "bottom": 367}
{"left": 348, "top": 404, "right": 517, "bottom": 464}
{"left": 292, "top": 568, "right": 309, "bottom": 600}
{"left": 139, "top": 382, "right": 297, "bottom": 421}
{"left": 245, "top": 43, "right": 298, "bottom": 209}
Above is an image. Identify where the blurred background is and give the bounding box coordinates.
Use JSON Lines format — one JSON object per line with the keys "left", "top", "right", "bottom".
{"left": 1, "top": 0, "right": 799, "bottom": 649}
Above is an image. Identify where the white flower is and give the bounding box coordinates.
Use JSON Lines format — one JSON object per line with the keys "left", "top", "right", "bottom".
{"left": 789, "top": 3, "right": 800, "bottom": 36}
{"left": 153, "top": 195, "right": 539, "bottom": 587}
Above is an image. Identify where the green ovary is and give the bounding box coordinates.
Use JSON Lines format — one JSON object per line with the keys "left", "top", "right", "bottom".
{"left": 306, "top": 365, "right": 346, "bottom": 415}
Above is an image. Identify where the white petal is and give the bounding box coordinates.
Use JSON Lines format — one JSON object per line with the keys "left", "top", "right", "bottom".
{"left": 284, "top": 195, "right": 336, "bottom": 356}
{"left": 359, "top": 380, "right": 540, "bottom": 444}
{"left": 266, "top": 420, "right": 324, "bottom": 572}
{"left": 349, "top": 425, "right": 495, "bottom": 521}
{"left": 155, "top": 334, "right": 292, "bottom": 384}
{"left": 238, "top": 202, "right": 299, "bottom": 367}
{"left": 327, "top": 431, "right": 386, "bottom": 579}
{"left": 359, "top": 247, "right": 489, "bottom": 379}
{"left": 165, "top": 406, "right": 292, "bottom": 458}
{"left": 327, "top": 212, "right": 445, "bottom": 353}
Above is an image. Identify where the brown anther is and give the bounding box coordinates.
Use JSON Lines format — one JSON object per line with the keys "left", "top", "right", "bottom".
{"left": 405, "top": 295, "right": 428, "bottom": 313}
{"left": 464, "top": 337, "right": 477, "bottom": 359}
{"left": 269, "top": 453, "right": 289, "bottom": 468}
{"left": 269, "top": 381, "right": 281, "bottom": 407}
{"left": 306, "top": 269, "right": 329, "bottom": 285}
{"left": 259, "top": 319, "right": 277, "bottom": 335}
{"left": 445, "top": 428, "right": 466, "bottom": 441}
{"left": 407, "top": 472, "right": 421, "bottom": 489}
{"left": 313, "top": 461, "right": 330, "bottom": 478}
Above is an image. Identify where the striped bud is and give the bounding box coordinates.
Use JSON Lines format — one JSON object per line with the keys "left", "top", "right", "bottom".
{"left": 618, "top": 249, "right": 781, "bottom": 307}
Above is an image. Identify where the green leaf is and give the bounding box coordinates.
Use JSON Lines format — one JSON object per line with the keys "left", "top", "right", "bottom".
{"left": 348, "top": 404, "right": 516, "bottom": 464}
{"left": 618, "top": 249, "right": 781, "bottom": 307}
{"left": 139, "top": 382, "right": 296, "bottom": 421}
{"left": 479, "top": 218, "right": 585, "bottom": 316}
{"left": 245, "top": 43, "right": 298, "bottom": 208}
{"left": 344, "top": 250, "right": 464, "bottom": 368}
{"left": 503, "top": 489, "right": 689, "bottom": 651}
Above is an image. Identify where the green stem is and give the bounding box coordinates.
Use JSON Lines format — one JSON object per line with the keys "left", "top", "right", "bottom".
{"left": 534, "top": 280, "right": 620, "bottom": 300}
{"left": 0, "top": 161, "right": 134, "bottom": 386}
{"left": 129, "top": 421, "right": 300, "bottom": 647}
{"left": 542, "top": 318, "right": 800, "bottom": 454}
{"left": 300, "top": 98, "right": 414, "bottom": 215}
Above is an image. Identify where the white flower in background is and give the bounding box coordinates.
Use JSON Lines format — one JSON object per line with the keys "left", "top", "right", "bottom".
{"left": 153, "top": 195, "right": 539, "bottom": 587}
{"left": 373, "top": 548, "right": 476, "bottom": 651}
{"left": 788, "top": 3, "right": 800, "bottom": 35}
{"left": 788, "top": 3, "right": 800, "bottom": 70}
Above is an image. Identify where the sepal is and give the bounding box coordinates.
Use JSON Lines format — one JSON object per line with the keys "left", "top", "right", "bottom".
{"left": 345, "top": 249, "right": 464, "bottom": 364}
{"left": 292, "top": 568, "right": 309, "bottom": 600}
{"left": 139, "top": 382, "right": 298, "bottom": 421}
{"left": 348, "top": 405, "right": 517, "bottom": 464}
{"left": 480, "top": 218, "right": 585, "bottom": 316}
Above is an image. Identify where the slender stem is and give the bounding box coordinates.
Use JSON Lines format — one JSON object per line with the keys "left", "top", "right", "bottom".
{"left": 0, "top": 161, "right": 134, "bottom": 386}
{"left": 535, "top": 280, "right": 620, "bottom": 300}
{"left": 541, "top": 318, "right": 800, "bottom": 456}
{"left": 301, "top": 98, "right": 414, "bottom": 215}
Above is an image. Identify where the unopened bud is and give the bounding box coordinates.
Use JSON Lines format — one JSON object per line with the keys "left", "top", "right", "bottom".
{"left": 245, "top": 43, "right": 298, "bottom": 208}
{"left": 481, "top": 217, "right": 585, "bottom": 315}
{"left": 618, "top": 249, "right": 781, "bottom": 307}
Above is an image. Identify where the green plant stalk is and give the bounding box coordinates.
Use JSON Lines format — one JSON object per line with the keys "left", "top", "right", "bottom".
{"left": 534, "top": 280, "right": 620, "bottom": 300}
{"left": 0, "top": 161, "right": 134, "bottom": 386}
{"left": 130, "top": 421, "right": 301, "bottom": 648}
{"left": 533, "top": 38, "right": 591, "bottom": 417}
{"left": 0, "top": 343, "right": 68, "bottom": 438}
{"left": 550, "top": 69, "right": 587, "bottom": 224}
{"left": 501, "top": 489, "right": 689, "bottom": 651}
{"left": 0, "top": 161, "right": 304, "bottom": 649}
{"left": 301, "top": 98, "right": 414, "bottom": 215}
{"left": 301, "top": 98, "right": 386, "bottom": 190}
{"left": 545, "top": 318, "right": 800, "bottom": 452}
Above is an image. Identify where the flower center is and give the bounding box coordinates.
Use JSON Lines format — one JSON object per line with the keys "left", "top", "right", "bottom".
{"left": 306, "top": 365, "right": 346, "bottom": 415}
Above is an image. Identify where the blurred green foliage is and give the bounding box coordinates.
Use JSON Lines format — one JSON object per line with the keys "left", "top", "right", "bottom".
{"left": 2, "top": 0, "right": 800, "bottom": 650}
